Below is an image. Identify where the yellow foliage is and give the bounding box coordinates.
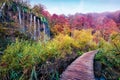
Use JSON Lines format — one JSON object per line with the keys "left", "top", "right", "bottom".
{"left": 51, "top": 34, "right": 75, "bottom": 56}
{"left": 72, "top": 29, "right": 94, "bottom": 48}
{"left": 45, "top": 33, "right": 81, "bottom": 58}
{"left": 111, "top": 32, "right": 120, "bottom": 45}
{"left": 98, "top": 38, "right": 113, "bottom": 50}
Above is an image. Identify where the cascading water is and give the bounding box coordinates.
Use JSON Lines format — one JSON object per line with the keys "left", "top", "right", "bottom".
{"left": 17, "top": 7, "right": 22, "bottom": 31}
{"left": 0, "top": 2, "right": 6, "bottom": 17}
{"left": 1, "top": 2, "right": 6, "bottom": 9}
{"left": 42, "top": 22, "right": 46, "bottom": 41}
{"left": 37, "top": 19, "right": 40, "bottom": 38}
{"left": 44, "top": 22, "right": 50, "bottom": 40}
{"left": 22, "top": 11, "right": 25, "bottom": 32}
{"left": 34, "top": 16, "right": 36, "bottom": 40}
{"left": 40, "top": 17, "right": 51, "bottom": 41}
{"left": 0, "top": 10, "right": 1, "bottom": 17}
{"left": 0, "top": 1, "right": 50, "bottom": 41}
{"left": 43, "top": 17, "right": 50, "bottom": 40}
{"left": 46, "top": 23, "right": 50, "bottom": 39}
{"left": 30, "top": 13, "right": 33, "bottom": 37}
{"left": 30, "top": 14, "right": 32, "bottom": 29}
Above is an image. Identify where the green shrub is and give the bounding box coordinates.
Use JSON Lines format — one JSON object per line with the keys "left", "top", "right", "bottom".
{"left": 0, "top": 39, "right": 44, "bottom": 79}
{"left": 1, "top": 29, "right": 113, "bottom": 79}
{"left": 95, "top": 34, "right": 120, "bottom": 79}
{"left": 0, "top": 34, "right": 81, "bottom": 79}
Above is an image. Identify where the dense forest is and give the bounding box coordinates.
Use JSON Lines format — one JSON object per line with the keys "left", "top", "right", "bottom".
{"left": 0, "top": 0, "right": 120, "bottom": 80}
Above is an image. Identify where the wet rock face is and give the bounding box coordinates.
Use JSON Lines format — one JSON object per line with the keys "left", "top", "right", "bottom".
{"left": 94, "top": 61, "right": 102, "bottom": 78}
{"left": 0, "top": 51, "right": 3, "bottom": 55}
{"left": 94, "top": 61, "right": 120, "bottom": 80}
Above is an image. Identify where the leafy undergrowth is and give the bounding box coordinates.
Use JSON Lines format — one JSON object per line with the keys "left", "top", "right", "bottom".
{"left": 0, "top": 23, "right": 30, "bottom": 51}
{"left": 0, "top": 29, "right": 120, "bottom": 80}
{"left": 0, "top": 29, "right": 97, "bottom": 80}
{"left": 94, "top": 33, "right": 120, "bottom": 80}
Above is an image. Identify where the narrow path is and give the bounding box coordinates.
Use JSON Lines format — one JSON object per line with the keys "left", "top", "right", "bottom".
{"left": 60, "top": 50, "right": 98, "bottom": 80}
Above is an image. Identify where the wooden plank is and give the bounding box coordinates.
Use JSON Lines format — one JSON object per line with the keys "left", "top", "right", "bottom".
{"left": 60, "top": 50, "right": 98, "bottom": 80}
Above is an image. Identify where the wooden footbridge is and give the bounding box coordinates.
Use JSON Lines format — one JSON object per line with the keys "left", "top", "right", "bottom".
{"left": 60, "top": 50, "right": 98, "bottom": 80}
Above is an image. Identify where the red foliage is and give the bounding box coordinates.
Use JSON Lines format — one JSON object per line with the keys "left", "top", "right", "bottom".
{"left": 43, "top": 10, "right": 120, "bottom": 36}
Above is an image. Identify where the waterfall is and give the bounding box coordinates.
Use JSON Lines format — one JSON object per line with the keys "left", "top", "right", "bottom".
{"left": 0, "top": 2, "right": 6, "bottom": 17}
{"left": 30, "top": 14, "right": 32, "bottom": 30}
{"left": 43, "top": 22, "right": 46, "bottom": 41}
{"left": 46, "top": 23, "right": 50, "bottom": 39}
{"left": 30, "top": 13, "right": 33, "bottom": 37}
{"left": 44, "top": 22, "right": 50, "bottom": 40}
{"left": 40, "top": 17, "right": 51, "bottom": 41}
{"left": 1, "top": 2, "right": 6, "bottom": 10}
{"left": 37, "top": 19, "right": 40, "bottom": 38}
{"left": 17, "top": 7, "right": 22, "bottom": 31}
{"left": 43, "top": 17, "right": 50, "bottom": 40}
{"left": 22, "top": 11, "right": 25, "bottom": 32}
{"left": 0, "top": 10, "right": 2, "bottom": 17}
{"left": 34, "top": 16, "right": 36, "bottom": 40}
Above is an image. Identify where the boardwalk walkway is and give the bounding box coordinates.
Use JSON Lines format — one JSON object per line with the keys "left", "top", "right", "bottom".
{"left": 60, "top": 50, "right": 98, "bottom": 80}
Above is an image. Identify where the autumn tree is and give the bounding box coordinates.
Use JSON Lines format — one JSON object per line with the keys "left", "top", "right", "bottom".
{"left": 32, "top": 4, "right": 45, "bottom": 16}
{"left": 50, "top": 14, "right": 70, "bottom": 35}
